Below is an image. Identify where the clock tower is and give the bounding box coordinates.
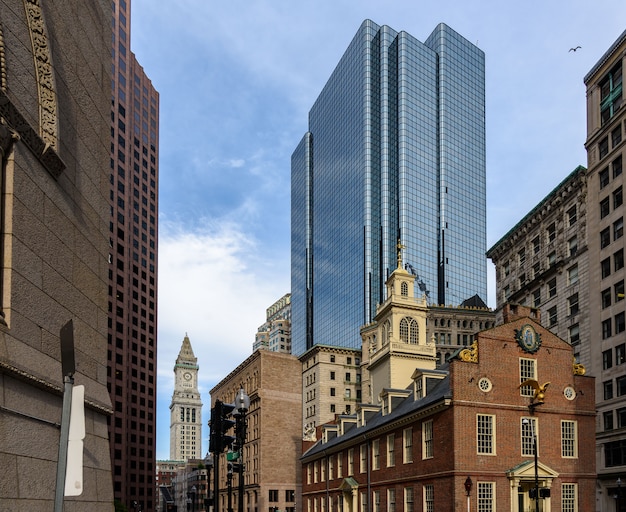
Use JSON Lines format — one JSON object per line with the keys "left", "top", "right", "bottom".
{"left": 169, "top": 334, "right": 203, "bottom": 461}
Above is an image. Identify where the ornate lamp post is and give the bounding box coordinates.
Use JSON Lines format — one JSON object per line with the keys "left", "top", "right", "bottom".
{"left": 464, "top": 476, "right": 472, "bottom": 512}
{"left": 233, "top": 389, "right": 250, "bottom": 512}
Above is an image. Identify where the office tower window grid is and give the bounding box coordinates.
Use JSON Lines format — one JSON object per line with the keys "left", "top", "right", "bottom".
{"left": 109, "top": 0, "right": 159, "bottom": 508}
{"left": 291, "top": 21, "right": 486, "bottom": 356}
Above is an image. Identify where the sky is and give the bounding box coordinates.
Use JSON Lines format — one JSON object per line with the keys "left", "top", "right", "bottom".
{"left": 128, "top": 0, "right": 626, "bottom": 460}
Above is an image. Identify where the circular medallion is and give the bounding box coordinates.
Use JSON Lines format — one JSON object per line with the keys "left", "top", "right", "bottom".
{"left": 516, "top": 324, "right": 541, "bottom": 353}
{"left": 478, "top": 377, "right": 492, "bottom": 393}
{"left": 564, "top": 386, "right": 576, "bottom": 401}
{"left": 184, "top": 372, "right": 192, "bottom": 381}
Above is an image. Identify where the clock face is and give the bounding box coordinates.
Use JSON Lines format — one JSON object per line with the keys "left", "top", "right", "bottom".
{"left": 184, "top": 372, "right": 192, "bottom": 381}
{"left": 516, "top": 324, "right": 541, "bottom": 353}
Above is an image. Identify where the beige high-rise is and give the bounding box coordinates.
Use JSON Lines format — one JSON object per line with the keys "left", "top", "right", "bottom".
{"left": 584, "top": 29, "right": 626, "bottom": 509}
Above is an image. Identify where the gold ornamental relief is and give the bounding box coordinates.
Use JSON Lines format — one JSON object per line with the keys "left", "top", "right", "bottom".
{"left": 24, "top": 0, "right": 58, "bottom": 150}
{"left": 459, "top": 341, "right": 478, "bottom": 363}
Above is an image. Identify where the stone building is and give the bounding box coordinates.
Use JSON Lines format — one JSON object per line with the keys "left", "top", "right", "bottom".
{"left": 254, "top": 293, "right": 292, "bottom": 353}
{"left": 583, "top": 28, "right": 626, "bottom": 509}
{"left": 211, "top": 349, "right": 302, "bottom": 512}
{"left": 302, "top": 304, "right": 595, "bottom": 512}
{"left": 486, "top": 165, "right": 589, "bottom": 367}
{"left": 0, "top": 0, "right": 114, "bottom": 509}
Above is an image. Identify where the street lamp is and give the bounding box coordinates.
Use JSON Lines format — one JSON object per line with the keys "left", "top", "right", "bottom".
{"left": 232, "top": 388, "right": 250, "bottom": 512}
{"left": 464, "top": 476, "right": 472, "bottom": 512}
{"left": 616, "top": 477, "right": 622, "bottom": 512}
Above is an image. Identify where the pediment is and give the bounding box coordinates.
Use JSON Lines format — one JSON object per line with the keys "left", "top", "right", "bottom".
{"left": 506, "top": 460, "right": 559, "bottom": 480}
{"left": 339, "top": 477, "right": 359, "bottom": 491}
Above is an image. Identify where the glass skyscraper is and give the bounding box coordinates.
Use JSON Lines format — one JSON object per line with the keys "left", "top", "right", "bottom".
{"left": 291, "top": 20, "right": 487, "bottom": 356}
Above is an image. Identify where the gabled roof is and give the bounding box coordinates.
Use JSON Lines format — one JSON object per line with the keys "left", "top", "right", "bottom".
{"left": 302, "top": 371, "right": 451, "bottom": 460}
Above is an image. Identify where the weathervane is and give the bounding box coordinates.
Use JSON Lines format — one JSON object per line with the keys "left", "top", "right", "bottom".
{"left": 396, "top": 239, "right": 405, "bottom": 269}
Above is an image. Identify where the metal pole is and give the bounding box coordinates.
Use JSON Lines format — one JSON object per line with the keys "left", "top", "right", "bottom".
{"left": 534, "top": 434, "right": 539, "bottom": 512}
{"left": 54, "top": 375, "right": 74, "bottom": 512}
{"left": 227, "top": 471, "right": 233, "bottom": 512}
{"left": 238, "top": 410, "right": 246, "bottom": 512}
{"left": 214, "top": 456, "right": 220, "bottom": 512}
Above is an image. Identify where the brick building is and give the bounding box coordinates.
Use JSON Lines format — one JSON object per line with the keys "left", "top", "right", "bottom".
{"left": 211, "top": 349, "right": 302, "bottom": 512}
{"left": 301, "top": 304, "right": 595, "bottom": 512}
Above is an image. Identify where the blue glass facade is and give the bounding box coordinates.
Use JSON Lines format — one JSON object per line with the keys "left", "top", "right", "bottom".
{"left": 291, "top": 21, "right": 487, "bottom": 356}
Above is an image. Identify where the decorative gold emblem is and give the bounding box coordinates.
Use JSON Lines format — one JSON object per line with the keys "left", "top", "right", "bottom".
{"left": 573, "top": 357, "right": 586, "bottom": 376}
{"left": 459, "top": 341, "right": 478, "bottom": 363}
{"left": 515, "top": 324, "right": 541, "bottom": 353}
{"left": 519, "top": 379, "right": 550, "bottom": 404}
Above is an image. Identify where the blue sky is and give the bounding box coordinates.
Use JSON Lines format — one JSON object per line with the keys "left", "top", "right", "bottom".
{"left": 129, "top": 0, "right": 626, "bottom": 460}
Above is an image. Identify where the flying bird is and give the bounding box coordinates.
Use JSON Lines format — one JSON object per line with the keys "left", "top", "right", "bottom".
{"left": 569, "top": 46, "right": 582, "bottom": 52}
{"left": 519, "top": 379, "right": 551, "bottom": 403}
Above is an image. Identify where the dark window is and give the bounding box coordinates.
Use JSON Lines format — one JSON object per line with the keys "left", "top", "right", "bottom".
{"left": 602, "top": 257, "right": 612, "bottom": 279}
{"left": 601, "top": 227, "right": 611, "bottom": 248}
{"left": 604, "top": 349, "right": 614, "bottom": 369}
{"left": 614, "top": 156, "right": 623, "bottom": 178}
{"left": 615, "top": 280, "right": 625, "bottom": 302}
{"left": 269, "top": 490, "right": 279, "bottom": 502}
{"left": 604, "top": 412, "right": 614, "bottom": 431}
{"left": 617, "top": 344, "right": 626, "bottom": 365}
{"left": 613, "top": 125, "right": 622, "bottom": 147}
{"left": 605, "top": 440, "right": 626, "bottom": 467}
{"left": 601, "top": 197, "right": 611, "bottom": 218}
{"left": 615, "top": 249, "right": 625, "bottom": 270}
{"left": 616, "top": 312, "right": 626, "bottom": 334}
{"left": 619, "top": 377, "right": 626, "bottom": 397}
{"left": 548, "top": 306, "right": 557, "bottom": 326}
{"left": 532, "top": 236, "right": 540, "bottom": 254}
{"left": 567, "top": 205, "right": 577, "bottom": 226}
{"left": 568, "top": 294, "right": 579, "bottom": 316}
{"left": 600, "top": 167, "right": 610, "bottom": 188}
{"left": 605, "top": 381, "right": 614, "bottom": 400}
{"left": 603, "top": 318, "right": 613, "bottom": 339}
{"left": 602, "top": 288, "right": 612, "bottom": 308}
{"left": 532, "top": 288, "right": 541, "bottom": 308}
{"left": 619, "top": 408, "right": 626, "bottom": 429}
{"left": 600, "top": 137, "right": 610, "bottom": 159}
{"left": 614, "top": 218, "right": 624, "bottom": 240}
{"left": 548, "top": 278, "right": 557, "bottom": 297}
{"left": 547, "top": 223, "right": 556, "bottom": 243}
{"left": 614, "top": 187, "right": 623, "bottom": 209}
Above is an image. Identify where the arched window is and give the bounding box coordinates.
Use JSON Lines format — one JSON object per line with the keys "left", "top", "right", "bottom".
{"left": 401, "top": 282, "right": 408, "bottom": 296}
{"left": 383, "top": 320, "right": 391, "bottom": 344}
{"left": 400, "top": 318, "right": 409, "bottom": 343}
{"left": 400, "top": 317, "right": 419, "bottom": 344}
{"left": 409, "top": 318, "right": 418, "bottom": 344}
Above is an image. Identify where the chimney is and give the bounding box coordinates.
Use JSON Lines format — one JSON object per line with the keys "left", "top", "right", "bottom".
{"left": 501, "top": 303, "right": 541, "bottom": 324}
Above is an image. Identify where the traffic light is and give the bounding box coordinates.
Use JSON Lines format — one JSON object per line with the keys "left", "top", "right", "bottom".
{"left": 227, "top": 462, "right": 244, "bottom": 474}
{"left": 529, "top": 488, "right": 537, "bottom": 499}
{"left": 209, "top": 400, "right": 237, "bottom": 453}
{"left": 539, "top": 488, "right": 550, "bottom": 499}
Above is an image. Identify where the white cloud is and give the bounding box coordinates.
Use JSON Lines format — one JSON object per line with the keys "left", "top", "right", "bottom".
{"left": 155, "top": 218, "right": 289, "bottom": 458}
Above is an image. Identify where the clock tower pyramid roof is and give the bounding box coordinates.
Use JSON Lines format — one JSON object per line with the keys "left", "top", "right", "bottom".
{"left": 174, "top": 333, "right": 198, "bottom": 369}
